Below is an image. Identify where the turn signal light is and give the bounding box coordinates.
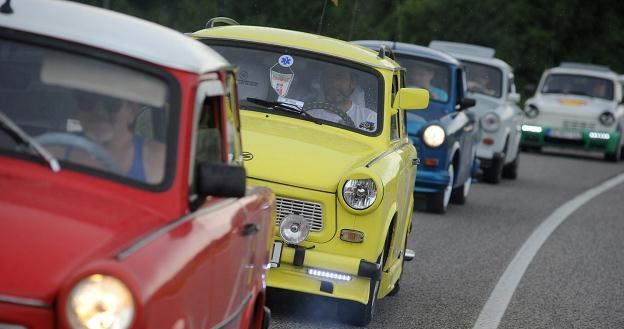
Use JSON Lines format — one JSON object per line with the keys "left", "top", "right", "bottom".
{"left": 483, "top": 138, "right": 494, "bottom": 145}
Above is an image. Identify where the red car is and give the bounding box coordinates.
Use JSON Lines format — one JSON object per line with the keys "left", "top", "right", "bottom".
{"left": 0, "top": 1, "right": 274, "bottom": 328}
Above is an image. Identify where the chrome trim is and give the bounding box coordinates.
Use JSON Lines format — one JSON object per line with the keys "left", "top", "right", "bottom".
{"left": 116, "top": 198, "right": 238, "bottom": 260}
{"left": 212, "top": 292, "right": 253, "bottom": 329}
{"left": 366, "top": 141, "right": 410, "bottom": 168}
{"left": 0, "top": 294, "right": 51, "bottom": 308}
{"left": 275, "top": 197, "right": 323, "bottom": 232}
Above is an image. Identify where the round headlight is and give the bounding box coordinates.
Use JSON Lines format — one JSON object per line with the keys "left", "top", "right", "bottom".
{"left": 524, "top": 104, "right": 539, "bottom": 118}
{"left": 480, "top": 112, "right": 501, "bottom": 132}
{"left": 279, "top": 214, "right": 310, "bottom": 245}
{"left": 67, "top": 274, "right": 134, "bottom": 329}
{"left": 422, "top": 125, "right": 446, "bottom": 148}
{"left": 599, "top": 111, "right": 615, "bottom": 126}
{"left": 342, "top": 179, "right": 377, "bottom": 210}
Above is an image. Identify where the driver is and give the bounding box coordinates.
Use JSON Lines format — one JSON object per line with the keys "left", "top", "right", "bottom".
{"left": 68, "top": 91, "right": 165, "bottom": 183}
{"left": 307, "top": 67, "right": 377, "bottom": 131}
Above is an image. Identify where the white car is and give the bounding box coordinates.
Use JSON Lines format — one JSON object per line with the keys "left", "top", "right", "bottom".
{"left": 430, "top": 41, "right": 522, "bottom": 183}
{"left": 521, "top": 63, "right": 624, "bottom": 161}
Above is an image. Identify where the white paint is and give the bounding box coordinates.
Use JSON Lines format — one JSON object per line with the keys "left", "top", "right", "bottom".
{"left": 473, "top": 172, "right": 624, "bottom": 329}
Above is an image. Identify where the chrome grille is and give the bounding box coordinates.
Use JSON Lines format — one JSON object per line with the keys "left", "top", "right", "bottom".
{"left": 276, "top": 197, "right": 324, "bottom": 232}
{"left": 563, "top": 120, "right": 596, "bottom": 130}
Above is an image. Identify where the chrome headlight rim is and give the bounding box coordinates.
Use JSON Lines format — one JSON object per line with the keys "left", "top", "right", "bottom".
{"left": 342, "top": 178, "right": 378, "bottom": 210}
{"left": 480, "top": 112, "right": 501, "bottom": 132}
{"left": 66, "top": 274, "right": 135, "bottom": 329}
{"left": 422, "top": 124, "right": 446, "bottom": 148}
{"left": 599, "top": 111, "right": 616, "bottom": 126}
{"left": 524, "top": 104, "right": 539, "bottom": 118}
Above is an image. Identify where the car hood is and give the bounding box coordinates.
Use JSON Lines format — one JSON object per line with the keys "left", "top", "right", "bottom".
{"left": 536, "top": 94, "right": 615, "bottom": 116}
{"left": 241, "top": 113, "right": 379, "bottom": 192}
{"left": 0, "top": 170, "right": 166, "bottom": 302}
{"left": 467, "top": 93, "right": 504, "bottom": 117}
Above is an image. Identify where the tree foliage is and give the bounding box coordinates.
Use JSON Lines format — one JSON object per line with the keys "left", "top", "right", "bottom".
{"left": 73, "top": 0, "right": 624, "bottom": 97}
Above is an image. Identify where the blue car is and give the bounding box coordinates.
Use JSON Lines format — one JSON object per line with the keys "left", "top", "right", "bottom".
{"left": 354, "top": 41, "right": 480, "bottom": 214}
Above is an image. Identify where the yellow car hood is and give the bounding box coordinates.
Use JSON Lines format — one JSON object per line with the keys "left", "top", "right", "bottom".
{"left": 241, "top": 113, "right": 379, "bottom": 192}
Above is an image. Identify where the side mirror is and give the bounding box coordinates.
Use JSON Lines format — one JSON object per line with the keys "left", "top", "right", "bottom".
{"left": 524, "top": 84, "right": 536, "bottom": 95}
{"left": 197, "top": 162, "right": 246, "bottom": 198}
{"left": 396, "top": 88, "right": 429, "bottom": 110}
{"left": 457, "top": 97, "right": 476, "bottom": 111}
{"left": 509, "top": 92, "right": 521, "bottom": 103}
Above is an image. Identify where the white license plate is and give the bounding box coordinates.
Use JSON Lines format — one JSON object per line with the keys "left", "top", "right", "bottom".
{"left": 548, "top": 129, "right": 582, "bottom": 140}
{"left": 270, "top": 241, "right": 283, "bottom": 268}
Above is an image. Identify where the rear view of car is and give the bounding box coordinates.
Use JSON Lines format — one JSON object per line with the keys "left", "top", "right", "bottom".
{"left": 521, "top": 62, "right": 624, "bottom": 161}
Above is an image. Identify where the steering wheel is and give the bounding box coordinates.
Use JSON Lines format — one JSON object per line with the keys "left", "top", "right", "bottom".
{"left": 303, "top": 101, "right": 356, "bottom": 127}
{"left": 35, "top": 132, "right": 122, "bottom": 174}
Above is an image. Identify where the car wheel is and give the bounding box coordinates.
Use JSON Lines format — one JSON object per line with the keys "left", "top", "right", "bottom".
{"left": 450, "top": 175, "right": 471, "bottom": 205}
{"left": 426, "top": 164, "right": 454, "bottom": 214}
{"left": 337, "top": 240, "right": 387, "bottom": 326}
{"left": 482, "top": 158, "right": 503, "bottom": 184}
{"left": 605, "top": 138, "right": 622, "bottom": 162}
{"left": 388, "top": 232, "right": 408, "bottom": 297}
{"left": 502, "top": 152, "right": 519, "bottom": 179}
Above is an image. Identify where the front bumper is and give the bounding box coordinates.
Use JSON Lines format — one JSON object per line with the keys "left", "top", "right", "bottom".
{"left": 414, "top": 167, "right": 450, "bottom": 194}
{"left": 267, "top": 241, "right": 379, "bottom": 304}
{"left": 520, "top": 124, "right": 620, "bottom": 152}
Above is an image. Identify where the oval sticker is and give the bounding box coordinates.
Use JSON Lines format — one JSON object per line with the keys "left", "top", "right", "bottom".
{"left": 278, "top": 55, "right": 294, "bottom": 68}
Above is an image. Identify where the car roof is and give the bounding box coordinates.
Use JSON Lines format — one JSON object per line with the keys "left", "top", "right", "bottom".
{"left": 1, "top": 0, "right": 228, "bottom": 74}
{"left": 190, "top": 25, "right": 400, "bottom": 71}
{"left": 546, "top": 63, "right": 619, "bottom": 80}
{"left": 353, "top": 40, "right": 460, "bottom": 66}
{"left": 429, "top": 40, "right": 511, "bottom": 71}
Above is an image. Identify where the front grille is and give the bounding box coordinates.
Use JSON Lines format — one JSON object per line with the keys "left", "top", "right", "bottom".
{"left": 563, "top": 120, "right": 596, "bottom": 130}
{"left": 544, "top": 136, "right": 585, "bottom": 146}
{"left": 276, "top": 197, "right": 324, "bottom": 231}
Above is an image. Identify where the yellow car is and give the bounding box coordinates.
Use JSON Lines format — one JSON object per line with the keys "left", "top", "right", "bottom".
{"left": 190, "top": 19, "right": 428, "bottom": 326}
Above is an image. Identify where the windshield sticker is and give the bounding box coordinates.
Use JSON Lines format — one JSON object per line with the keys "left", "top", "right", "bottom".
{"left": 277, "top": 96, "right": 304, "bottom": 109}
{"left": 278, "top": 55, "right": 294, "bottom": 68}
{"left": 270, "top": 58, "right": 295, "bottom": 97}
{"left": 359, "top": 121, "right": 376, "bottom": 131}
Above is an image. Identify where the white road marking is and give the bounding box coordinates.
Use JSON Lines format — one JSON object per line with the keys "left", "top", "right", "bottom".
{"left": 472, "top": 172, "right": 624, "bottom": 329}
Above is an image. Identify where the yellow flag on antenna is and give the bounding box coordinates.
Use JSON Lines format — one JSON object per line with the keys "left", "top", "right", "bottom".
{"left": 330, "top": 0, "right": 339, "bottom": 6}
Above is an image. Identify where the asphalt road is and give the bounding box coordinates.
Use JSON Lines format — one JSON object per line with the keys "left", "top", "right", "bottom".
{"left": 267, "top": 149, "right": 624, "bottom": 329}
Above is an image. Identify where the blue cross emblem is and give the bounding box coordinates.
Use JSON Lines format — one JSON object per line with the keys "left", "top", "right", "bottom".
{"left": 279, "top": 55, "right": 293, "bottom": 67}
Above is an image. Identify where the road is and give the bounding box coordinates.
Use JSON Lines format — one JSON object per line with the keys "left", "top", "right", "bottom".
{"left": 267, "top": 149, "right": 624, "bottom": 328}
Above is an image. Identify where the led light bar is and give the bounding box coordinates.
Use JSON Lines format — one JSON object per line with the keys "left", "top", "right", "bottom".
{"left": 307, "top": 268, "right": 352, "bottom": 281}
{"left": 589, "top": 132, "right": 610, "bottom": 140}
{"left": 521, "top": 125, "right": 542, "bottom": 133}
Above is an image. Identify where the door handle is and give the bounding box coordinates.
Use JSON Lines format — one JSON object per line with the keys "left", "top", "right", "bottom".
{"left": 241, "top": 223, "right": 260, "bottom": 236}
{"left": 412, "top": 158, "right": 420, "bottom": 166}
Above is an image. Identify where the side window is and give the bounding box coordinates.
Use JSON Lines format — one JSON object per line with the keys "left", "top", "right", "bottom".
{"left": 390, "top": 113, "right": 399, "bottom": 141}
{"left": 224, "top": 72, "right": 242, "bottom": 164}
{"left": 391, "top": 73, "right": 400, "bottom": 105}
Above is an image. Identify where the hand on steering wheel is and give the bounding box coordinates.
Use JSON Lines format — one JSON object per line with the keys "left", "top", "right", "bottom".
{"left": 303, "top": 101, "right": 356, "bottom": 127}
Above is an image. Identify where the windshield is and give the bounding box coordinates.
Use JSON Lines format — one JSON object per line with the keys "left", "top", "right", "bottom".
{"left": 0, "top": 38, "right": 173, "bottom": 185}
{"left": 396, "top": 55, "right": 450, "bottom": 103}
{"left": 463, "top": 61, "right": 503, "bottom": 98}
{"left": 541, "top": 73, "right": 614, "bottom": 100}
{"left": 208, "top": 44, "right": 382, "bottom": 134}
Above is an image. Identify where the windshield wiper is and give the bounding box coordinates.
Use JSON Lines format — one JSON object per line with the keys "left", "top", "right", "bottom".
{"left": 0, "top": 111, "right": 61, "bottom": 172}
{"left": 246, "top": 97, "right": 322, "bottom": 125}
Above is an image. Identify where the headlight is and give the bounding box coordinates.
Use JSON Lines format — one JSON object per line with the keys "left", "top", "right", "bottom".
{"left": 279, "top": 214, "right": 310, "bottom": 244}
{"left": 599, "top": 112, "right": 615, "bottom": 126}
{"left": 422, "top": 125, "right": 446, "bottom": 148}
{"left": 480, "top": 112, "right": 501, "bottom": 132}
{"left": 524, "top": 104, "right": 539, "bottom": 118}
{"left": 67, "top": 274, "right": 135, "bottom": 329}
{"left": 342, "top": 179, "right": 377, "bottom": 210}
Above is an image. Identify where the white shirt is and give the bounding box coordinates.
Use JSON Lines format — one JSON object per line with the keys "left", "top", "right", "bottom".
{"left": 307, "top": 103, "right": 377, "bottom": 131}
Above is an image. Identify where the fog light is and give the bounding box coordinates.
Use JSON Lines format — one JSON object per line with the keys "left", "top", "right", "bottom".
{"left": 307, "top": 268, "right": 352, "bottom": 281}
{"left": 589, "top": 132, "right": 610, "bottom": 140}
{"left": 279, "top": 214, "right": 309, "bottom": 245}
{"left": 521, "top": 125, "right": 542, "bottom": 133}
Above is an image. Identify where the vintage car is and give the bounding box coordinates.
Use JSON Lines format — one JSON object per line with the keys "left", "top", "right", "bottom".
{"left": 354, "top": 40, "right": 479, "bottom": 214}
{"left": 0, "top": 2, "right": 274, "bottom": 329}
{"left": 190, "top": 19, "right": 428, "bottom": 326}
{"left": 521, "top": 62, "right": 624, "bottom": 161}
{"left": 430, "top": 41, "right": 523, "bottom": 183}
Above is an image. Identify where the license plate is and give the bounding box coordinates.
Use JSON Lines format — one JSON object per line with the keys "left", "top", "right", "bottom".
{"left": 548, "top": 129, "right": 582, "bottom": 140}
{"left": 270, "top": 241, "right": 283, "bottom": 268}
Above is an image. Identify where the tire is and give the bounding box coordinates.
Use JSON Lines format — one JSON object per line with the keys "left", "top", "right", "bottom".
{"left": 605, "top": 140, "right": 622, "bottom": 162}
{"left": 426, "top": 164, "right": 454, "bottom": 214}
{"left": 450, "top": 175, "right": 471, "bottom": 205}
{"left": 387, "top": 231, "right": 409, "bottom": 297}
{"left": 337, "top": 239, "right": 387, "bottom": 326}
{"left": 502, "top": 152, "right": 519, "bottom": 179}
{"left": 482, "top": 158, "right": 503, "bottom": 184}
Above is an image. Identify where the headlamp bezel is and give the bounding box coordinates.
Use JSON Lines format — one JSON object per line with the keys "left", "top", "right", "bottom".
{"left": 338, "top": 168, "right": 384, "bottom": 215}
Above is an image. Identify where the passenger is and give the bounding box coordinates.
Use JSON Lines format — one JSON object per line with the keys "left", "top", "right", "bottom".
{"left": 592, "top": 81, "right": 608, "bottom": 98}
{"left": 407, "top": 62, "right": 448, "bottom": 102}
{"left": 307, "top": 67, "right": 377, "bottom": 131}
{"left": 73, "top": 91, "right": 165, "bottom": 183}
{"left": 467, "top": 68, "right": 496, "bottom": 96}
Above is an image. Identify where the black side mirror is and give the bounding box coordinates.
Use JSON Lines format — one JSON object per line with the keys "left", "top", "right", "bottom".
{"left": 197, "top": 162, "right": 246, "bottom": 198}
{"left": 524, "top": 84, "right": 536, "bottom": 95}
{"left": 457, "top": 97, "right": 476, "bottom": 111}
